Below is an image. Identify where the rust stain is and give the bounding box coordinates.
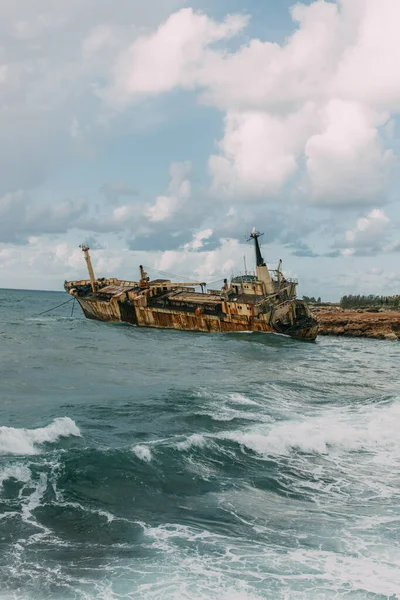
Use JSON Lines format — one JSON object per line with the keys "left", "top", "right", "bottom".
{"left": 66, "top": 237, "right": 319, "bottom": 341}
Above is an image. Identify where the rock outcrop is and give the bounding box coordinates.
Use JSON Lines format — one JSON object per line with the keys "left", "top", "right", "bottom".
{"left": 316, "top": 309, "right": 400, "bottom": 340}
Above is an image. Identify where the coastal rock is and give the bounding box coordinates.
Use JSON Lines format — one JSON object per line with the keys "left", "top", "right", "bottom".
{"left": 385, "top": 332, "right": 398, "bottom": 341}
{"left": 317, "top": 309, "right": 400, "bottom": 341}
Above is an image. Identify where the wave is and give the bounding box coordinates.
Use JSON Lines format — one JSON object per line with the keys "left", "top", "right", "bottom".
{"left": 219, "top": 400, "right": 400, "bottom": 458}
{"left": 136, "top": 520, "right": 400, "bottom": 599}
{"left": 176, "top": 434, "right": 206, "bottom": 451}
{"left": 228, "top": 393, "right": 259, "bottom": 406}
{"left": 0, "top": 417, "right": 81, "bottom": 455}
{"left": 284, "top": 548, "right": 400, "bottom": 597}
{"left": 132, "top": 444, "right": 152, "bottom": 462}
{"left": 194, "top": 390, "right": 259, "bottom": 407}
{"left": 0, "top": 465, "right": 31, "bottom": 488}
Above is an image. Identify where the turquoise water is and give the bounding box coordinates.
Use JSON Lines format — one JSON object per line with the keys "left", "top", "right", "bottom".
{"left": 0, "top": 288, "right": 399, "bottom": 599}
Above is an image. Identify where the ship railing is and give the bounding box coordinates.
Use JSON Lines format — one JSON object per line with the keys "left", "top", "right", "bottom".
{"left": 230, "top": 272, "right": 298, "bottom": 286}
{"left": 65, "top": 279, "right": 92, "bottom": 287}
{"left": 65, "top": 278, "right": 139, "bottom": 288}
{"left": 269, "top": 271, "right": 298, "bottom": 285}
{"left": 115, "top": 280, "right": 139, "bottom": 286}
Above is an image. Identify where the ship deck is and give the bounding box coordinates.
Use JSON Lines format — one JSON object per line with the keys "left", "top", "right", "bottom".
{"left": 170, "top": 291, "right": 222, "bottom": 304}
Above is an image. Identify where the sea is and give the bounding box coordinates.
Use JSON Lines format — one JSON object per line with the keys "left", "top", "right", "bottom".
{"left": 0, "top": 288, "right": 399, "bottom": 600}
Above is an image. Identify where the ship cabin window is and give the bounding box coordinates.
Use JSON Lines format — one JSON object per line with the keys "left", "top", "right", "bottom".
{"left": 238, "top": 305, "right": 242, "bottom": 310}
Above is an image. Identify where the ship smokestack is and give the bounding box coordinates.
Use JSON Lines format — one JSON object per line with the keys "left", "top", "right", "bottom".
{"left": 249, "top": 229, "right": 275, "bottom": 295}
{"left": 79, "top": 245, "right": 97, "bottom": 292}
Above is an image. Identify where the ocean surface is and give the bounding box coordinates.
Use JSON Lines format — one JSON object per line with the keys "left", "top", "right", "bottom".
{"left": 0, "top": 288, "right": 399, "bottom": 600}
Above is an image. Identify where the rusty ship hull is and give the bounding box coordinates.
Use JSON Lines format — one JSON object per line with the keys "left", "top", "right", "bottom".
{"left": 80, "top": 301, "right": 318, "bottom": 339}
{"left": 65, "top": 235, "right": 319, "bottom": 341}
{"left": 68, "top": 281, "right": 319, "bottom": 341}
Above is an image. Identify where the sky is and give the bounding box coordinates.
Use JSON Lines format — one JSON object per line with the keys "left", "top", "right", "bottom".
{"left": 0, "top": 0, "right": 400, "bottom": 300}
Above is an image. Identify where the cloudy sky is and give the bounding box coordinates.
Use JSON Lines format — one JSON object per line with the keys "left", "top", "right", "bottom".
{"left": 1, "top": 0, "right": 399, "bottom": 300}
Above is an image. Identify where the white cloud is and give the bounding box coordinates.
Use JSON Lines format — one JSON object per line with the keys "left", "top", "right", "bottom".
{"left": 333, "top": 0, "right": 400, "bottom": 112}
{"left": 0, "top": 0, "right": 185, "bottom": 195}
{"left": 156, "top": 237, "right": 243, "bottom": 283}
{"left": 109, "top": 8, "right": 248, "bottom": 105}
{"left": 145, "top": 161, "right": 192, "bottom": 222}
{"left": 85, "top": 161, "right": 193, "bottom": 233}
{"left": 209, "top": 104, "right": 318, "bottom": 198}
{"left": 110, "top": 1, "right": 400, "bottom": 204}
{"left": 0, "top": 191, "right": 88, "bottom": 243}
{"left": 1, "top": 0, "right": 400, "bottom": 295}
{"left": 341, "top": 208, "right": 390, "bottom": 255}
{"left": 0, "top": 237, "right": 127, "bottom": 289}
{"left": 335, "top": 264, "right": 400, "bottom": 296}
{"left": 304, "top": 101, "right": 395, "bottom": 205}
{"left": 183, "top": 228, "right": 213, "bottom": 250}
{"left": 146, "top": 195, "right": 181, "bottom": 222}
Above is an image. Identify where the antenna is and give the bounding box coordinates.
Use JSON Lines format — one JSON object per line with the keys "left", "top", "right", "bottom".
{"left": 243, "top": 255, "right": 248, "bottom": 275}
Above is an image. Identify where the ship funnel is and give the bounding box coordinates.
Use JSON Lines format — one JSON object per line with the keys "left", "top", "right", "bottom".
{"left": 79, "top": 245, "right": 97, "bottom": 292}
{"left": 248, "top": 230, "right": 275, "bottom": 295}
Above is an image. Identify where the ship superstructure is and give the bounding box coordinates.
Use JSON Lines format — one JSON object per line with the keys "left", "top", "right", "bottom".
{"left": 64, "top": 233, "right": 319, "bottom": 340}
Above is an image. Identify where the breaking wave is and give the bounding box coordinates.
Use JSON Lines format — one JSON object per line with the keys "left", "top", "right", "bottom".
{"left": 132, "top": 444, "right": 152, "bottom": 462}
{"left": 0, "top": 417, "right": 81, "bottom": 455}
{"left": 222, "top": 399, "right": 400, "bottom": 457}
{"left": 176, "top": 433, "right": 206, "bottom": 451}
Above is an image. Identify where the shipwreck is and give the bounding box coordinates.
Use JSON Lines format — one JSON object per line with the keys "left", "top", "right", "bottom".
{"left": 64, "top": 231, "right": 319, "bottom": 340}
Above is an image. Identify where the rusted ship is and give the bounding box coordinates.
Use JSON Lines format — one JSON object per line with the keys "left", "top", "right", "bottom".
{"left": 64, "top": 231, "right": 319, "bottom": 340}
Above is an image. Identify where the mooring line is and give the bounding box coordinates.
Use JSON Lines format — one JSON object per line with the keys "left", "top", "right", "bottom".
{"left": 36, "top": 298, "right": 74, "bottom": 316}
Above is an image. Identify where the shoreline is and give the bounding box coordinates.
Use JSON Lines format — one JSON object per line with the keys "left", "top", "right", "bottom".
{"left": 316, "top": 308, "right": 400, "bottom": 341}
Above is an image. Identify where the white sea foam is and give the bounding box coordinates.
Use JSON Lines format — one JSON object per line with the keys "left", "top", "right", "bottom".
{"left": 57, "top": 500, "right": 116, "bottom": 523}
{"left": 21, "top": 472, "right": 49, "bottom": 530}
{"left": 176, "top": 434, "right": 206, "bottom": 451}
{"left": 285, "top": 548, "right": 400, "bottom": 597}
{"left": 133, "top": 445, "right": 152, "bottom": 463}
{"left": 0, "top": 465, "right": 31, "bottom": 489}
{"left": 0, "top": 417, "right": 81, "bottom": 455}
{"left": 228, "top": 393, "right": 259, "bottom": 406}
{"left": 194, "top": 389, "right": 259, "bottom": 407}
{"left": 195, "top": 389, "right": 263, "bottom": 423}
{"left": 222, "top": 400, "right": 400, "bottom": 458}
{"left": 137, "top": 520, "right": 400, "bottom": 599}
{"left": 200, "top": 408, "right": 264, "bottom": 423}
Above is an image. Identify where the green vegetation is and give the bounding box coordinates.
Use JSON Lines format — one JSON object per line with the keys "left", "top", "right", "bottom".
{"left": 302, "top": 296, "right": 322, "bottom": 304}
{"left": 340, "top": 295, "right": 400, "bottom": 309}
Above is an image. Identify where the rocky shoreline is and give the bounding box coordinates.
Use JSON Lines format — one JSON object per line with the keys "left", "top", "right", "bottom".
{"left": 316, "top": 308, "right": 400, "bottom": 340}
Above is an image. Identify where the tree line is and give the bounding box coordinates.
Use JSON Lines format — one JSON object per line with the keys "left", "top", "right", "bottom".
{"left": 340, "top": 294, "right": 400, "bottom": 309}
{"left": 302, "top": 296, "right": 322, "bottom": 304}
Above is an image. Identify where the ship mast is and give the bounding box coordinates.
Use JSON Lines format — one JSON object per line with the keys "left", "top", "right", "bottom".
{"left": 248, "top": 229, "right": 275, "bottom": 295}
{"left": 277, "top": 259, "right": 283, "bottom": 286}
{"left": 79, "top": 245, "right": 97, "bottom": 292}
{"left": 139, "top": 265, "right": 149, "bottom": 289}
